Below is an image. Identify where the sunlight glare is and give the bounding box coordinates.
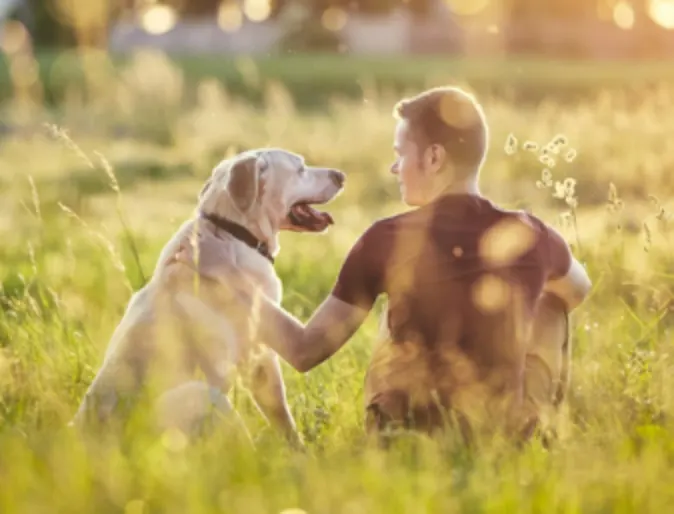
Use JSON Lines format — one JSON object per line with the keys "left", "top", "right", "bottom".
{"left": 218, "top": 1, "right": 243, "bottom": 32}
{"left": 648, "top": 0, "right": 674, "bottom": 29}
{"left": 472, "top": 274, "right": 510, "bottom": 314}
{"left": 52, "top": 0, "right": 109, "bottom": 29}
{"left": 322, "top": 7, "right": 348, "bottom": 32}
{"left": 613, "top": 1, "right": 635, "bottom": 30}
{"left": 479, "top": 217, "right": 536, "bottom": 267}
{"left": 243, "top": 0, "right": 271, "bottom": 22}
{"left": 140, "top": 5, "right": 178, "bottom": 35}
{"left": 444, "top": 0, "right": 490, "bottom": 16}
{"left": 0, "top": 21, "right": 28, "bottom": 54}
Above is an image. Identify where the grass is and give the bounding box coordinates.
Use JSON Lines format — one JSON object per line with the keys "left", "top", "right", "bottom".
{"left": 6, "top": 51, "right": 674, "bottom": 108}
{"left": 1, "top": 51, "right": 674, "bottom": 513}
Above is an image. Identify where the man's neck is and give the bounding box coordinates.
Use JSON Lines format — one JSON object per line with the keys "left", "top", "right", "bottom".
{"left": 429, "top": 179, "right": 481, "bottom": 202}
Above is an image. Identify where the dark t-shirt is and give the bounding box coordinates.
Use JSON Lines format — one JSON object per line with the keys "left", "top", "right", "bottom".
{"left": 330, "top": 193, "right": 572, "bottom": 427}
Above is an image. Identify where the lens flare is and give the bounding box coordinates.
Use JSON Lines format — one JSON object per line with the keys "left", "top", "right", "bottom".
{"left": 140, "top": 5, "right": 178, "bottom": 35}
{"left": 613, "top": 1, "right": 635, "bottom": 30}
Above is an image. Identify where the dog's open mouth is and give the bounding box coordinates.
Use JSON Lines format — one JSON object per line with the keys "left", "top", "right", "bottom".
{"left": 285, "top": 202, "right": 334, "bottom": 232}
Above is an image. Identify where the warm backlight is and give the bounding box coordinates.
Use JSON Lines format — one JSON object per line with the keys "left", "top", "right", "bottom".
{"left": 649, "top": 0, "right": 674, "bottom": 29}
{"left": 140, "top": 5, "right": 178, "bottom": 35}
{"left": 613, "top": 1, "right": 635, "bottom": 30}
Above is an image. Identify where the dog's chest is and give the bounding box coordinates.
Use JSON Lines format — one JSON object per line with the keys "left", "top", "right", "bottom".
{"left": 257, "top": 273, "right": 282, "bottom": 304}
{"left": 243, "top": 264, "right": 282, "bottom": 304}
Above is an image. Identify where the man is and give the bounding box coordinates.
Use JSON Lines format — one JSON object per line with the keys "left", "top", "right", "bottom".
{"left": 174, "top": 87, "right": 592, "bottom": 445}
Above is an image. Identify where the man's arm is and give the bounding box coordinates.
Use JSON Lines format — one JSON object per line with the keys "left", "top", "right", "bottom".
{"left": 244, "top": 291, "right": 369, "bottom": 372}
{"left": 541, "top": 224, "right": 592, "bottom": 312}
{"left": 170, "top": 223, "right": 382, "bottom": 372}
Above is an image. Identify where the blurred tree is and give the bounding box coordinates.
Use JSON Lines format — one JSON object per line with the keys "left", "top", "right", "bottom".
{"left": 26, "top": 0, "right": 124, "bottom": 48}
{"left": 406, "top": 0, "right": 433, "bottom": 17}
{"left": 122, "top": 0, "right": 431, "bottom": 25}
{"left": 164, "top": 0, "right": 289, "bottom": 19}
{"left": 26, "top": 0, "right": 77, "bottom": 48}
{"left": 354, "top": 0, "right": 401, "bottom": 15}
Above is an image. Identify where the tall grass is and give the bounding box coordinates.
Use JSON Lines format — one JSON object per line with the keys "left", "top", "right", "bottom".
{"left": 1, "top": 50, "right": 674, "bottom": 513}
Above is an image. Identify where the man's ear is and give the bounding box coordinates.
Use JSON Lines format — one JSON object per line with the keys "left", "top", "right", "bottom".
{"left": 227, "top": 154, "right": 267, "bottom": 212}
{"left": 428, "top": 144, "right": 446, "bottom": 173}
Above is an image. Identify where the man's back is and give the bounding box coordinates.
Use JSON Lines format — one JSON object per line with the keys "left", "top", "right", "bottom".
{"left": 331, "top": 193, "right": 572, "bottom": 439}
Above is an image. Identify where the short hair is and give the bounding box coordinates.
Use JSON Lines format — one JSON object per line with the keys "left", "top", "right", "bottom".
{"left": 393, "top": 87, "right": 489, "bottom": 177}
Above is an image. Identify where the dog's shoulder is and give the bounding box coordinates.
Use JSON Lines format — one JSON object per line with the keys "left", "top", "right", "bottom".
{"left": 151, "top": 219, "right": 200, "bottom": 278}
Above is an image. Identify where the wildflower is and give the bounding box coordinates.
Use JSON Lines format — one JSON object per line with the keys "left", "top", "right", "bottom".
{"left": 504, "top": 133, "right": 517, "bottom": 155}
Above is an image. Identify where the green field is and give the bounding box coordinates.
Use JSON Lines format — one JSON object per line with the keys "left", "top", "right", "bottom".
{"left": 5, "top": 52, "right": 674, "bottom": 108}
{"left": 1, "top": 53, "right": 674, "bottom": 513}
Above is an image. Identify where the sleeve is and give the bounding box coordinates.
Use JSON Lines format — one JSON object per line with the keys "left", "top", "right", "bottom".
{"left": 541, "top": 222, "right": 573, "bottom": 280}
{"left": 330, "top": 223, "right": 384, "bottom": 312}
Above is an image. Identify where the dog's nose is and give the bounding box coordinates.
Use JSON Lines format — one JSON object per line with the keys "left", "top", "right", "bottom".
{"left": 329, "top": 169, "right": 345, "bottom": 188}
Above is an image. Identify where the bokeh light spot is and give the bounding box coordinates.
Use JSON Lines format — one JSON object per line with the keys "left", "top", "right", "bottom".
{"left": 438, "top": 89, "right": 481, "bottom": 130}
{"left": 443, "top": 0, "right": 490, "bottom": 16}
{"left": 472, "top": 274, "right": 510, "bottom": 314}
{"left": 140, "top": 5, "right": 178, "bottom": 35}
{"left": 479, "top": 217, "right": 536, "bottom": 267}
{"left": 218, "top": 2, "right": 243, "bottom": 32}
{"left": 0, "top": 21, "right": 28, "bottom": 54}
{"left": 244, "top": 0, "right": 271, "bottom": 22}
{"left": 649, "top": 0, "right": 674, "bottom": 29}
{"left": 613, "top": 1, "right": 635, "bottom": 30}
{"left": 322, "top": 7, "right": 348, "bottom": 32}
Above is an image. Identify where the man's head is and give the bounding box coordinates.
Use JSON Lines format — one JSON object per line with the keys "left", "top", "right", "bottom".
{"left": 390, "top": 86, "right": 489, "bottom": 206}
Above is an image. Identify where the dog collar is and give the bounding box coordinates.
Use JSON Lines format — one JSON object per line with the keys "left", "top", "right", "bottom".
{"left": 200, "top": 212, "right": 274, "bottom": 264}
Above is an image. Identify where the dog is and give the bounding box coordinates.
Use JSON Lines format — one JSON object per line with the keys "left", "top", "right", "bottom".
{"left": 70, "top": 148, "right": 345, "bottom": 447}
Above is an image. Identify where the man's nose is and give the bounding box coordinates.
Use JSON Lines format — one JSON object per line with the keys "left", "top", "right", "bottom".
{"left": 390, "top": 162, "right": 398, "bottom": 175}
{"left": 329, "top": 169, "right": 346, "bottom": 187}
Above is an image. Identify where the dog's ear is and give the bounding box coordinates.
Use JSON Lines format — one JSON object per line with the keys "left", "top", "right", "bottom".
{"left": 227, "top": 154, "right": 268, "bottom": 212}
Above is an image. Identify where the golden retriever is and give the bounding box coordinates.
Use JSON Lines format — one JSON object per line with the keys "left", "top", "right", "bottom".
{"left": 70, "top": 148, "right": 345, "bottom": 447}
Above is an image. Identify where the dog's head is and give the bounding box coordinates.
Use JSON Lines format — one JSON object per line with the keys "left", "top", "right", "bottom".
{"left": 197, "top": 148, "right": 345, "bottom": 243}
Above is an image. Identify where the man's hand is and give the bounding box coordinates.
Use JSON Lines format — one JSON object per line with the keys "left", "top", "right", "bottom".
{"left": 165, "top": 224, "right": 370, "bottom": 374}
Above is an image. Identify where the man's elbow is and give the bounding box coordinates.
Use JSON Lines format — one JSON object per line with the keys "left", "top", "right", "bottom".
{"left": 286, "top": 352, "right": 316, "bottom": 373}
{"left": 290, "top": 357, "right": 313, "bottom": 374}
{"left": 579, "top": 274, "right": 593, "bottom": 301}
{"left": 288, "top": 350, "right": 329, "bottom": 373}
{"left": 568, "top": 277, "right": 592, "bottom": 311}
{"left": 569, "top": 268, "right": 593, "bottom": 309}
{"left": 544, "top": 271, "right": 593, "bottom": 312}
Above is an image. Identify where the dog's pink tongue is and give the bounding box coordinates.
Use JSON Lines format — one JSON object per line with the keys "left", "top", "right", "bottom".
{"left": 292, "top": 204, "right": 333, "bottom": 226}
{"left": 322, "top": 212, "right": 334, "bottom": 225}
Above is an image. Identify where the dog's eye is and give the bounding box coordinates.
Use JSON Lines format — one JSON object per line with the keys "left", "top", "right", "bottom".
{"left": 297, "top": 167, "right": 305, "bottom": 176}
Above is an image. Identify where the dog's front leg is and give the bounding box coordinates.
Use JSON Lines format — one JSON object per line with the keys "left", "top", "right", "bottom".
{"left": 247, "top": 349, "right": 304, "bottom": 449}
{"left": 69, "top": 368, "right": 123, "bottom": 432}
{"left": 70, "top": 388, "right": 118, "bottom": 430}
{"left": 154, "top": 381, "right": 254, "bottom": 447}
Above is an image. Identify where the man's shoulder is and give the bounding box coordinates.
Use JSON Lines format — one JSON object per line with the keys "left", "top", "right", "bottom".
{"left": 361, "top": 211, "right": 412, "bottom": 238}
{"left": 497, "top": 208, "right": 573, "bottom": 258}
{"left": 488, "top": 203, "right": 552, "bottom": 232}
{"left": 344, "top": 213, "right": 412, "bottom": 263}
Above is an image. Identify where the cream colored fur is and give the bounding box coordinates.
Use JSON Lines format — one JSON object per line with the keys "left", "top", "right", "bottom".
{"left": 70, "top": 148, "right": 344, "bottom": 447}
